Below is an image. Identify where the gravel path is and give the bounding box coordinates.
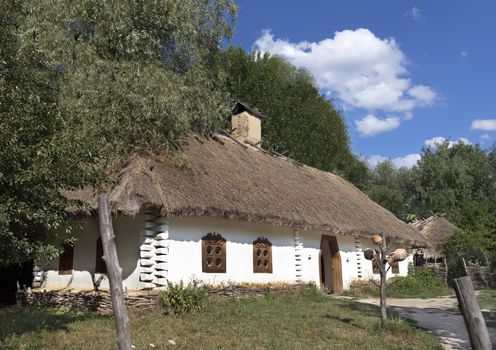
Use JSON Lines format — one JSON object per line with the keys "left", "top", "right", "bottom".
{"left": 354, "top": 296, "right": 496, "bottom": 350}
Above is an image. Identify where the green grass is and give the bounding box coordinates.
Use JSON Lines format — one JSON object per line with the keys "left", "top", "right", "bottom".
{"left": 478, "top": 289, "right": 496, "bottom": 328}
{"left": 0, "top": 291, "right": 442, "bottom": 349}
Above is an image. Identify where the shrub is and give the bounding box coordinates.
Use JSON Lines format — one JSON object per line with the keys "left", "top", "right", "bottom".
{"left": 160, "top": 281, "right": 207, "bottom": 316}
{"left": 345, "top": 265, "right": 451, "bottom": 298}
{"left": 387, "top": 265, "right": 451, "bottom": 298}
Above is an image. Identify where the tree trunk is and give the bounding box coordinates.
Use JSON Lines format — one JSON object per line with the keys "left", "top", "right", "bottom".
{"left": 98, "top": 194, "right": 132, "bottom": 350}
{"left": 379, "top": 232, "right": 388, "bottom": 328}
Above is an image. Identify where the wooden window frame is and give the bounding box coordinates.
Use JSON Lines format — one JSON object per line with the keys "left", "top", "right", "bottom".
{"left": 202, "top": 233, "right": 226, "bottom": 273}
{"left": 391, "top": 261, "right": 400, "bottom": 274}
{"left": 372, "top": 258, "right": 380, "bottom": 275}
{"left": 58, "top": 243, "right": 74, "bottom": 275}
{"left": 253, "top": 237, "right": 272, "bottom": 273}
{"left": 95, "top": 237, "right": 107, "bottom": 274}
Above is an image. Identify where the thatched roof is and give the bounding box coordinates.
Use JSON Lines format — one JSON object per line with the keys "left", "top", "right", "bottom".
{"left": 409, "top": 216, "right": 458, "bottom": 257}
{"left": 66, "top": 134, "right": 427, "bottom": 246}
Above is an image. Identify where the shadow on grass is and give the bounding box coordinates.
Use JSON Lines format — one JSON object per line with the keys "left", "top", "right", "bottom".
{"left": 0, "top": 306, "right": 97, "bottom": 342}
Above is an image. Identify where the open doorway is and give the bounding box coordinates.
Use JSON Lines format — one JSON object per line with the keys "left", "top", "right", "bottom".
{"left": 0, "top": 262, "right": 33, "bottom": 306}
{"left": 319, "top": 235, "right": 343, "bottom": 294}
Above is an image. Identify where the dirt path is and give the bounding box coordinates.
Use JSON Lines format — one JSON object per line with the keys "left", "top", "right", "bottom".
{"left": 354, "top": 296, "right": 496, "bottom": 350}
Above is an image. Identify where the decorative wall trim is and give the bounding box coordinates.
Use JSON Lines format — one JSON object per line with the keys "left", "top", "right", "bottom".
{"left": 354, "top": 238, "right": 363, "bottom": 279}
{"left": 293, "top": 230, "right": 303, "bottom": 282}
{"left": 139, "top": 214, "right": 170, "bottom": 289}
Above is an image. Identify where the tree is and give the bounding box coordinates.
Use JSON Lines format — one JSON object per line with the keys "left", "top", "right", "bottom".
{"left": 0, "top": 0, "right": 237, "bottom": 265}
{"left": 0, "top": 0, "right": 99, "bottom": 265}
{"left": 29, "top": 0, "right": 237, "bottom": 167}
{"left": 223, "top": 48, "right": 370, "bottom": 189}
{"left": 366, "top": 161, "right": 412, "bottom": 220}
{"left": 410, "top": 142, "right": 495, "bottom": 220}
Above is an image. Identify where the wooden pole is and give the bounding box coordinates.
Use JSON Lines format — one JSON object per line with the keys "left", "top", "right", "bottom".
{"left": 98, "top": 194, "right": 132, "bottom": 350}
{"left": 453, "top": 276, "right": 492, "bottom": 350}
{"left": 379, "top": 231, "right": 388, "bottom": 328}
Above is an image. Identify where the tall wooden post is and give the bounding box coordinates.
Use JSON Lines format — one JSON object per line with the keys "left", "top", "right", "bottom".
{"left": 453, "top": 276, "right": 492, "bottom": 350}
{"left": 98, "top": 194, "right": 132, "bottom": 350}
{"left": 379, "top": 232, "right": 388, "bottom": 328}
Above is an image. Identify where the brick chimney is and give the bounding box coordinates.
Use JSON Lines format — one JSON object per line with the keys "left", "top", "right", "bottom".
{"left": 231, "top": 102, "right": 263, "bottom": 144}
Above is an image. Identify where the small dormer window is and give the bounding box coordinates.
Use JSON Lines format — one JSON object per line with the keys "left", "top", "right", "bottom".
{"left": 202, "top": 233, "right": 226, "bottom": 273}
{"left": 253, "top": 237, "right": 272, "bottom": 273}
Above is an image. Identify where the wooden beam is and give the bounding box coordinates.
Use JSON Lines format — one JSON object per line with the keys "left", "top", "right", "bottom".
{"left": 453, "top": 276, "right": 492, "bottom": 350}
{"left": 98, "top": 194, "right": 132, "bottom": 350}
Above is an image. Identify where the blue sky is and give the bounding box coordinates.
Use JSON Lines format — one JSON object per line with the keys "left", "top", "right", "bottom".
{"left": 230, "top": 1, "right": 496, "bottom": 168}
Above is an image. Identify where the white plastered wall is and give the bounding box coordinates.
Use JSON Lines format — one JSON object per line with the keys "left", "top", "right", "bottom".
{"left": 166, "top": 217, "right": 297, "bottom": 286}
{"left": 41, "top": 214, "right": 144, "bottom": 291}
{"left": 39, "top": 213, "right": 413, "bottom": 292}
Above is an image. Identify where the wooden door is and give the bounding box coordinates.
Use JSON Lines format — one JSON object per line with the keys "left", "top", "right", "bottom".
{"left": 328, "top": 236, "right": 343, "bottom": 293}
{"left": 320, "top": 235, "right": 343, "bottom": 294}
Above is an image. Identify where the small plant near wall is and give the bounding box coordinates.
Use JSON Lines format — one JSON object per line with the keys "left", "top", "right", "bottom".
{"left": 160, "top": 281, "right": 207, "bottom": 316}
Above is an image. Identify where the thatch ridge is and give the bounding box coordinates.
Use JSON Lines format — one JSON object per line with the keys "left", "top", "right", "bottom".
{"left": 66, "top": 134, "right": 427, "bottom": 246}
{"left": 409, "top": 216, "right": 458, "bottom": 257}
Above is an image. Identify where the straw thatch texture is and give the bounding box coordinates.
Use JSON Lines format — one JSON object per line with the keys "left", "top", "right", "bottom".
{"left": 66, "top": 135, "right": 426, "bottom": 245}
{"left": 409, "top": 216, "right": 458, "bottom": 258}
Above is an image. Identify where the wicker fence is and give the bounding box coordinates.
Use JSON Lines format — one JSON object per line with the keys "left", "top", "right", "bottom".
{"left": 464, "top": 266, "right": 496, "bottom": 289}
{"left": 17, "top": 284, "right": 309, "bottom": 315}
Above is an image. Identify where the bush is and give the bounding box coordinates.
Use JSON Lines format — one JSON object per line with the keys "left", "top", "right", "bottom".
{"left": 160, "top": 281, "right": 207, "bottom": 316}
{"left": 345, "top": 265, "right": 452, "bottom": 298}
{"left": 387, "top": 265, "right": 451, "bottom": 298}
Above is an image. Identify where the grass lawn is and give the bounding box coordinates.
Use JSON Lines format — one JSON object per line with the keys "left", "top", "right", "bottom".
{"left": 0, "top": 291, "right": 442, "bottom": 349}
{"left": 478, "top": 289, "right": 496, "bottom": 328}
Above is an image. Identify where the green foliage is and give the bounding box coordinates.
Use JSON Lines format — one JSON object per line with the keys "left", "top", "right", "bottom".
{"left": 345, "top": 266, "right": 451, "bottom": 299}
{"left": 0, "top": 0, "right": 237, "bottom": 266}
{"left": 160, "top": 281, "right": 207, "bottom": 315}
{"left": 0, "top": 0, "right": 101, "bottom": 266}
{"left": 365, "top": 141, "right": 496, "bottom": 282}
{"left": 223, "top": 48, "right": 370, "bottom": 189}
{"left": 388, "top": 266, "right": 444, "bottom": 293}
{"left": 410, "top": 142, "right": 495, "bottom": 219}
{"left": 28, "top": 0, "right": 237, "bottom": 167}
{"left": 367, "top": 160, "right": 412, "bottom": 220}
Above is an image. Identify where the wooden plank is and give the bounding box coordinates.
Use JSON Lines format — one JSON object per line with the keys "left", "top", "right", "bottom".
{"left": 98, "top": 194, "right": 132, "bottom": 350}
{"left": 453, "top": 276, "right": 492, "bottom": 350}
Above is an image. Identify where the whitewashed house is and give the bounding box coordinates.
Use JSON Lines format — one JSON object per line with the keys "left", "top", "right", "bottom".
{"left": 34, "top": 103, "right": 426, "bottom": 294}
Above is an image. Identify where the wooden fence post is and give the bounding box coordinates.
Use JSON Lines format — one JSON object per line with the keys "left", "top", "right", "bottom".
{"left": 453, "top": 276, "right": 492, "bottom": 350}
{"left": 98, "top": 194, "right": 132, "bottom": 350}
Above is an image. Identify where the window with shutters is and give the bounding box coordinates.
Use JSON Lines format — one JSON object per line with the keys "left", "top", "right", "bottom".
{"left": 253, "top": 237, "right": 272, "bottom": 273}
{"left": 58, "top": 244, "right": 74, "bottom": 275}
{"left": 391, "top": 261, "right": 400, "bottom": 274}
{"left": 202, "top": 233, "right": 226, "bottom": 273}
{"left": 95, "top": 238, "right": 107, "bottom": 273}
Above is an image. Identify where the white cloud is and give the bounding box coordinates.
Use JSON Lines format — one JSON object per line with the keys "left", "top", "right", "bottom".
{"left": 460, "top": 51, "right": 468, "bottom": 59}
{"left": 355, "top": 114, "right": 401, "bottom": 136}
{"left": 424, "top": 136, "right": 471, "bottom": 148}
{"left": 480, "top": 133, "right": 491, "bottom": 140}
{"left": 407, "top": 85, "right": 436, "bottom": 105}
{"left": 392, "top": 154, "right": 422, "bottom": 168}
{"left": 367, "top": 154, "right": 421, "bottom": 169}
{"left": 367, "top": 155, "right": 388, "bottom": 168}
{"left": 404, "top": 7, "right": 423, "bottom": 20}
{"left": 471, "top": 119, "right": 496, "bottom": 131}
{"left": 254, "top": 29, "right": 436, "bottom": 114}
